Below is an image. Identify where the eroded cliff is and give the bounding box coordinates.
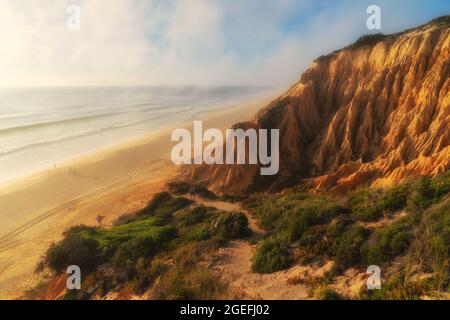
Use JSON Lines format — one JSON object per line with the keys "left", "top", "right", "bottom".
{"left": 189, "top": 16, "right": 450, "bottom": 194}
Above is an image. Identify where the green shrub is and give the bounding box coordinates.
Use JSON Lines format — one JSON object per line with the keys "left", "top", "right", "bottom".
{"left": 282, "top": 198, "right": 346, "bottom": 241}
{"left": 296, "top": 198, "right": 346, "bottom": 222}
{"left": 314, "top": 286, "right": 342, "bottom": 300}
{"left": 432, "top": 172, "right": 450, "bottom": 198}
{"left": 167, "top": 181, "right": 190, "bottom": 195}
{"left": 381, "top": 185, "right": 409, "bottom": 211}
{"left": 407, "top": 177, "right": 434, "bottom": 214}
{"left": 352, "top": 33, "right": 385, "bottom": 48}
{"left": 210, "top": 212, "right": 250, "bottom": 239}
{"left": 252, "top": 236, "right": 292, "bottom": 274}
{"left": 326, "top": 216, "right": 354, "bottom": 241}
{"left": 414, "top": 204, "right": 450, "bottom": 291}
{"left": 185, "top": 225, "right": 212, "bottom": 242}
{"left": 180, "top": 205, "right": 212, "bottom": 226}
{"left": 332, "top": 226, "right": 370, "bottom": 273}
{"left": 252, "top": 197, "right": 284, "bottom": 231}
{"left": 391, "top": 231, "right": 410, "bottom": 256}
{"left": 298, "top": 216, "right": 356, "bottom": 261}
{"left": 363, "top": 217, "right": 412, "bottom": 265}
{"left": 112, "top": 212, "right": 137, "bottom": 226}
{"left": 145, "top": 192, "right": 173, "bottom": 212}
{"left": 349, "top": 185, "right": 408, "bottom": 222}
{"left": 133, "top": 258, "right": 168, "bottom": 294}
{"left": 359, "top": 273, "right": 431, "bottom": 300}
{"left": 82, "top": 217, "right": 177, "bottom": 253}
{"left": 112, "top": 237, "right": 158, "bottom": 268}
{"left": 155, "top": 266, "right": 223, "bottom": 300}
{"left": 178, "top": 209, "right": 250, "bottom": 243}
{"left": 191, "top": 185, "right": 218, "bottom": 200}
{"left": 45, "top": 226, "right": 102, "bottom": 274}
{"left": 153, "top": 245, "right": 224, "bottom": 299}
{"left": 298, "top": 225, "right": 329, "bottom": 258}
{"left": 136, "top": 192, "right": 193, "bottom": 219}
{"left": 167, "top": 181, "right": 217, "bottom": 199}
{"left": 44, "top": 217, "right": 177, "bottom": 276}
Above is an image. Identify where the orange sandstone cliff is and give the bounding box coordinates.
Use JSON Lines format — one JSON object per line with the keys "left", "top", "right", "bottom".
{"left": 188, "top": 16, "right": 450, "bottom": 194}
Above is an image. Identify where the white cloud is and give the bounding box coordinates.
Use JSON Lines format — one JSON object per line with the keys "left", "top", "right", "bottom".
{"left": 0, "top": 0, "right": 427, "bottom": 87}
{"left": 0, "top": 0, "right": 158, "bottom": 85}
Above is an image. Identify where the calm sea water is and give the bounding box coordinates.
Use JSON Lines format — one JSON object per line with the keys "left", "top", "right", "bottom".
{"left": 0, "top": 86, "right": 270, "bottom": 184}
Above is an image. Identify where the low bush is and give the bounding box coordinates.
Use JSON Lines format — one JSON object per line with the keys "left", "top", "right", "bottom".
{"left": 153, "top": 245, "right": 224, "bottom": 299}
{"left": 413, "top": 204, "right": 450, "bottom": 291}
{"left": 298, "top": 216, "right": 355, "bottom": 261}
{"left": 136, "top": 192, "right": 193, "bottom": 219}
{"left": 332, "top": 226, "right": 371, "bottom": 274}
{"left": 314, "top": 285, "right": 342, "bottom": 300}
{"left": 252, "top": 236, "right": 292, "bottom": 274}
{"left": 191, "top": 185, "right": 218, "bottom": 200}
{"left": 167, "top": 181, "right": 190, "bottom": 195}
{"left": 297, "top": 225, "right": 329, "bottom": 258}
{"left": 178, "top": 205, "right": 213, "bottom": 226}
{"left": 112, "top": 237, "right": 158, "bottom": 268}
{"left": 359, "top": 273, "right": 432, "bottom": 300}
{"left": 286, "top": 198, "right": 347, "bottom": 241}
{"left": 363, "top": 217, "right": 412, "bottom": 266}
{"left": 43, "top": 217, "right": 176, "bottom": 275}
{"left": 185, "top": 225, "right": 212, "bottom": 242}
{"left": 251, "top": 194, "right": 346, "bottom": 240}
{"left": 133, "top": 258, "right": 169, "bottom": 294}
{"left": 175, "top": 206, "right": 251, "bottom": 243}
{"left": 352, "top": 33, "right": 385, "bottom": 48}
{"left": 82, "top": 216, "right": 177, "bottom": 253}
{"left": 167, "top": 181, "right": 218, "bottom": 199}
{"left": 407, "top": 177, "right": 434, "bottom": 214}
{"left": 348, "top": 185, "right": 408, "bottom": 222}
{"left": 210, "top": 212, "right": 251, "bottom": 239}
{"left": 432, "top": 172, "right": 450, "bottom": 198}
{"left": 45, "top": 226, "right": 102, "bottom": 274}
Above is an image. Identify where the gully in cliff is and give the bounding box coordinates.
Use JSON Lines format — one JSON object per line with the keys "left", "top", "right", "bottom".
{"left": 171, "top": 121, "right": 279, "bottom": 175}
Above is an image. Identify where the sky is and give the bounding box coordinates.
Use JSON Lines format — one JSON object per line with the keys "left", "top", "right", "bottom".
{"left": 0, "top": 0, "right": 448, "bottom": 87}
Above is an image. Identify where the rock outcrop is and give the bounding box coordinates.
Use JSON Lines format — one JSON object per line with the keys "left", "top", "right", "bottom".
{"left": 189, "top": 16, "right": 450, "bottom": 194}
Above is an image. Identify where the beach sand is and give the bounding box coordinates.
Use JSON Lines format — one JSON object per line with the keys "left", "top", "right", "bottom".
{"left": 0, "top": 93, "right": 275, "bottom": 299}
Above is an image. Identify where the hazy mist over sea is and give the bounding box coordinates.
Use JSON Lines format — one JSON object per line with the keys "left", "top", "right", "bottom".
{"left": 0, "top": 86, "right": 270, "bottom": 184}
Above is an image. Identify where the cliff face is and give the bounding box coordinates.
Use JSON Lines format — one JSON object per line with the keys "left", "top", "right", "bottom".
{"left": 190, "top": 17, "right": 450, "bottom": 194}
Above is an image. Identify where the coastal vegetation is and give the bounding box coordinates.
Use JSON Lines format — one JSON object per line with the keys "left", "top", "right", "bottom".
{"left": 245, "top": 173, "right": 450, "bottom": 298}
{"left": 39, "top": 192, "right": 250, "bottom": 299}
{"left": 37, "top": 173, "right": 449, "bottom": 300}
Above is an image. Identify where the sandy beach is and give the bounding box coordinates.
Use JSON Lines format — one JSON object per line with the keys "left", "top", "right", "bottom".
{"left": 0, "top": 93, "right": 275, "bottom": 299}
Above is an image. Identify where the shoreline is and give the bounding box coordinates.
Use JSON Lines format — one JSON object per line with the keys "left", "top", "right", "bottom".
{"left": 0, "top": 89, "right": 279, "bottom": 188}
{"left": 0, "top": 91, "right": 278, "bottom": 299}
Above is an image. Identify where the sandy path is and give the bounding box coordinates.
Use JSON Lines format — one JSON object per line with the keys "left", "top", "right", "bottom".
{"left": 198, "top": 199, "right": 329, "bottom": 300}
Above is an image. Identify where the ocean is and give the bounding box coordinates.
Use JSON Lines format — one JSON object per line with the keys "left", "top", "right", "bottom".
{"left": 0, "top": 86, "right": 271, "bottom": 184}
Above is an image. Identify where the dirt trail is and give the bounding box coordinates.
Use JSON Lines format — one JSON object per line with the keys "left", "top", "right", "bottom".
{"left": 197, "top": 198, "right": 330, "bottom": 300}
{"left": 360, "top": 210, "right": 408, "bottom": 230}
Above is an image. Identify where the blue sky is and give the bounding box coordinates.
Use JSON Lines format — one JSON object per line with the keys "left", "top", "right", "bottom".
{"left": 0, "top": 0, "right": 448, "bottom": 86}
